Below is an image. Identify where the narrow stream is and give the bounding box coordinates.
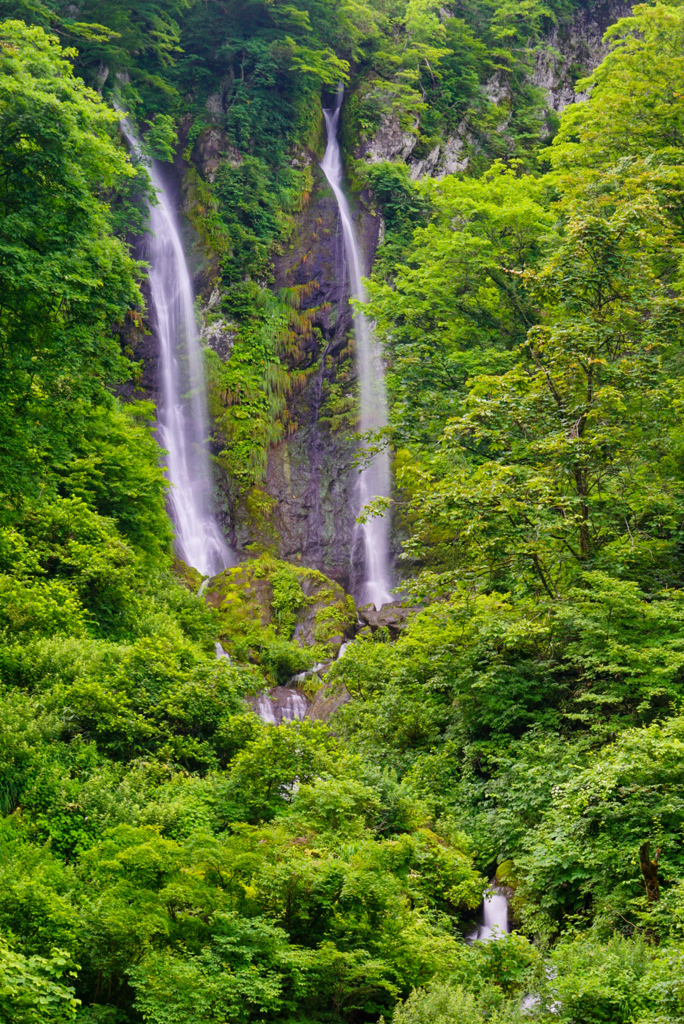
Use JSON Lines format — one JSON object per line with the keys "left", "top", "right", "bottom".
{"left": 320, "top": 87, "right": 392, "bottom": 610}
{"left": 120, "top": 117, "right": 233, "bottom": 577}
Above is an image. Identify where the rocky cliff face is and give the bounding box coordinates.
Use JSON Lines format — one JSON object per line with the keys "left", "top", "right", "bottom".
{"left": 263, "top": 165, "right": 382, "bottom": 589}
{"left": 174, "top": 120, "right": 383, "bottom": 588}
{"left": 533, "top": 0, "right": 632, "bottom": 114}
{"left": 346, "top": 0, "right": 633, "bottom": 179}
{"left": 134, "top": 0, "right": 632, "bottom": 590}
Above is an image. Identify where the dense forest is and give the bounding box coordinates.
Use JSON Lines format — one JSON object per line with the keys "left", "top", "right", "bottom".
{"left": 3, "top": 0, "right": 684, "bottom": 1021}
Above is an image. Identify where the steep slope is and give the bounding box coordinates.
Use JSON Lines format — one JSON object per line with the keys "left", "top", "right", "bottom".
{"left": 167, "top": 0, "right": 633, "bottom": 589}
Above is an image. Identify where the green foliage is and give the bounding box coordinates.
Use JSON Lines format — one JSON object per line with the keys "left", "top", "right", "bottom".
{"left": 0, "top": 936, "right": 79, "bottom": 1022}
{"left": 0, "top": 20, "right": 140, "bottom": 508}
{"left": 213, "top": 158, "right": 308, "bottom": 285}
{"left": 60, "top": 403, "right": 172, "bottom": 561}
{"left": 361, "top": 162, "right": 427, "bottom": 281}
{"left": 550, "top": 2, "right": 684, "bottom": 174}
{"left": 370, "top": 6, "right": 684, "bottom": 605}
{"left": 205, "top": 553, "right": 356, "bottom": 681}
{"left": 369, "top": 164, "right": 552, "bottom": 453}
{"left": 390, "top": 982, "right": 483, "bottom": 1024}
{"left": 143, "top": 114, "right": 178, "bottom": 162}
{"left": 206, "top": 283, "right": 318, "bottom": 489}
{"left": 130, "top": 914, "right": 290, "bottom": 1024}
{"left": 7, "top": 4, "right": 684, "bottom": 1024}
{"left": 0, "top": 0, "right": 189, "bottom": 115}
{"left": 518, "top": 715, "right": 684, "bottom": 935}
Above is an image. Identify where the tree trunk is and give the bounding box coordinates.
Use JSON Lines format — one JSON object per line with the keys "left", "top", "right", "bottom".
{"left": 639, "top": 841, "right": 660, "bottom": 903}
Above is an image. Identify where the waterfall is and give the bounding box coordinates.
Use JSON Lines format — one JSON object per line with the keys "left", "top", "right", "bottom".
{"left": 119, "top": 118, "right": 233, "bottom": 577}
{"left": 478, "top": 887, "right": 509, "bottom": 941}
{"left": 320, "top": 87, "right": 392, "bottom": 610}
{"left": 468, "top": 886, "right": 510, "bottom": 942}
{"left": 253, "top": 688, "right": 309, "bottom": 725}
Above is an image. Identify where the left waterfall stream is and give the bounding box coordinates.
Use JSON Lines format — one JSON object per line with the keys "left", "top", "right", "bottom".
{"left": 120, "top": 118, "right": 234, "bottom": 577}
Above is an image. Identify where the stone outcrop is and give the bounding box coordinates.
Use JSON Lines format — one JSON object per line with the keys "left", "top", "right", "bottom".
{"left": 533, "top": 0, "right": 632, "bottom": 115}
{"left": 409, "top": 0, "right": 632, "bottom": 180}
{"left": 356, "top": 112, "right": 419, "bottom": 164}
{"left": 357, "top": 600, "right": 420, "bottom": 639}
{"left": 192, "top": 127, "right": 241, "bottom": 183}
{"left": 306, "top": 680, "right": 351, "bottom": 721}
{"left": 199, "top": 290, "right": 236, "bottom": 362}
{"left": 205, "top": 553, "right": 357, "bottom": 656}
{"left": 257, "top": 162, "right": 383, "bottom": 589}
{"left": 409, "top": 126, "right": 473, "bottom": 181}
{"left": 221, "top": 563, "right": 418, "bottom": 727}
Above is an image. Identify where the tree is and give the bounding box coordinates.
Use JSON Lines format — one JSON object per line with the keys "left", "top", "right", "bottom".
{"left": 0, "top": 21, "right": 139, "bottom": 509}
{"left": 384, "top": 9, "right": 684, "bottom": 596}
{"left": 0, "top": 936, "right": 79, "bottom": 1023}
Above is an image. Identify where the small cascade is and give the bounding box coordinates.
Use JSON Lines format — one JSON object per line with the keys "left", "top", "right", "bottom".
{"left": 320, "top": 86, "right": 392, "bottom": 610}
{"left": 253, "top": 688, "right": 309, "bottom": 725}
{"left": 469, "top": 886, "right": 509, "bottom": 942}
{"left": 280, "top": 690, "right": 309, "bottom": 722}
{"left": 119, "top": 116, "right": 233, "bottom": 577}
{"left": 254, "top": 693, "right": 279, "bottom": 725}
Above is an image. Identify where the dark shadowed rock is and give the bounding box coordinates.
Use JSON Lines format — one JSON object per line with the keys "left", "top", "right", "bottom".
{"left": 357, "top": 600, "right": 419, "bottom": 639}
{"left": 253, "top": 161, "right": 383, "bottom": 589}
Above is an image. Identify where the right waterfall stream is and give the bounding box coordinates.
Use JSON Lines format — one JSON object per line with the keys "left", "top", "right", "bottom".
{"left": 320, "top": 87, "right": 392, "bottom": 610}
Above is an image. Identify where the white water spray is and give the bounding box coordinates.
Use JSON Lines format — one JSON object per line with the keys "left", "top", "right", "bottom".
{"left": 320, "top": 87, "right": 391, "bottom": 609}
{"left": 119, "top": 118, "right": 233, "bottom": 577}
{"left": 475, "top": 887, "right": 509, "bottom": 942}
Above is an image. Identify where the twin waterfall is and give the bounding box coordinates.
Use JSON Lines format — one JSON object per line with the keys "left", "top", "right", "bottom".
{"left": 321, "top": 88, "right": 392, "bottom": 609}
{"left": 120, "top": 120, "right": 233, "bottom": 578}
{"left": 123, "top": 94, "right": 391, "bottom": 606}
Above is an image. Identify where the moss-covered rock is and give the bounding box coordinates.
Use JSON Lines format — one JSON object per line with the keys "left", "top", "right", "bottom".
{"left": 204, "top": 554, "right": 356, "bottom": 685}
{"left": 172, "top": 558, "right": 204, "bottom": 594}
{"left": 307, "top": 680, "right": 351, "bottom": 722}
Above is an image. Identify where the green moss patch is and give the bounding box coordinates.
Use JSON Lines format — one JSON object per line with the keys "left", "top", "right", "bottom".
{"left": 205, "top": 554, "right": 356, "bottom": 685}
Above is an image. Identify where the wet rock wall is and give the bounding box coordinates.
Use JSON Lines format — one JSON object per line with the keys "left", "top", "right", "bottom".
{"left": 130, "top": 0, "right": 632, "bottom": 590}
{"left": 263, "top": 164, "right": 383, "bottom": 589}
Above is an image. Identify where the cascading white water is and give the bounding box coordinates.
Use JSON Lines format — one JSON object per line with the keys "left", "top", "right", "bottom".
{"left": 320, "top": 87, "right": 392, "bottom": 610}
{"left": 119, "top": 118, "right": 233, "bottom": 577}
{"left": 478, "top": 887, "right": 509, "bottom": 941}
{"left": 469, "top": 886, "right": 510, "bottom": 942}
{"left": 253, "top": 688, "right": 308, "bottom": 725}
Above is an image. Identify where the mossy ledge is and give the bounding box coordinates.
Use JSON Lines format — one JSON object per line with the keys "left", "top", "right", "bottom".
{"left": 204, "top": 553, "right": 357, "bottom": 685}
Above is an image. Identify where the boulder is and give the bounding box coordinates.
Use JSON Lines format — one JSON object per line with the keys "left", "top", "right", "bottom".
{"left": 306, "top": 681, "right": 351, "bottom": 721}
{"left": 205, "top": 554, "right": 357, "bottom": 655}
{"left": 357, "top": 600, "right": 419, "bottom": 639}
